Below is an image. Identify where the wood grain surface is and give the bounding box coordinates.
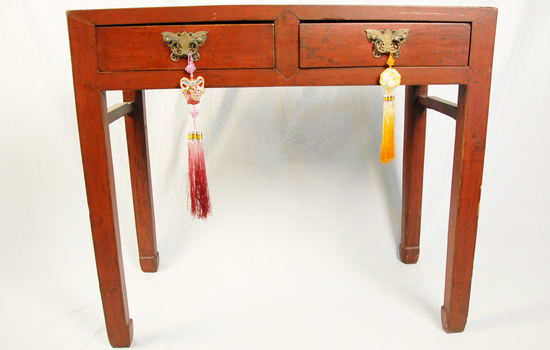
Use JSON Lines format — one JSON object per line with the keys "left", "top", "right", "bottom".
{"left": 97, "top": 24, "right": 274, "bottom": 71}
{"left": 300, "top": 23, "right": 471, "bottom": 68}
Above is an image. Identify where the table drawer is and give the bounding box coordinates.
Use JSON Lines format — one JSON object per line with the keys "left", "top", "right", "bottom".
{"left": 300, "top": 22, "right": 471, "bottom": 68}
{"left": 96, "top": 24, "right": 274, "bottom": 71}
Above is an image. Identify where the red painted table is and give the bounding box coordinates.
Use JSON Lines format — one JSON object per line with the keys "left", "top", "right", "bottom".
{"left": 67, "top": 5, "right": 497, "bottom": 347}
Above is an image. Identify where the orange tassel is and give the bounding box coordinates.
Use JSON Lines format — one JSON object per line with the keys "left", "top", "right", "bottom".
{"left": 380, "top": 94, "right": 396, "bottom": 164}
{"left": 379, "top": 52, "right": 401, "bottom": 164}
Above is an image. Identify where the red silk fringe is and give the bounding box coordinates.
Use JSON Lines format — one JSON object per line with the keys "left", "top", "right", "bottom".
{"left": 188, "top": 132, "right": 212, "bottom": 220}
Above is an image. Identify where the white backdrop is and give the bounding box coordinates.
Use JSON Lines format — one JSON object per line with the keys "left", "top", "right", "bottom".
{"left": 1, "top": 0, "right": 549, "bottom": 349}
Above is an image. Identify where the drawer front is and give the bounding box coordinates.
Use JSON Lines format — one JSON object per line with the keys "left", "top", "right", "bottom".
{"left": 300, "top": 23, "right": 471, "bottom": 68}
{"left": 96, "top": 24, "right": 274, "bottom": 71}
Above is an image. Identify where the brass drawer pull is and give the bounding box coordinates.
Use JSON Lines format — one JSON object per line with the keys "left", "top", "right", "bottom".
{"left": 365, "top": 29, "right": 409, "bottom": 58}
{"left": 161, "top": 31, "right": 208, "bottom": 62}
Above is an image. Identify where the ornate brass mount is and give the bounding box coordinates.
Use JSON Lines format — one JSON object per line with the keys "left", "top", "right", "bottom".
{"left": 161, "top": 31, "right": 208, "bottom": 62}
{"left": 365, "top": 29, "right": 409, "bottom": 58}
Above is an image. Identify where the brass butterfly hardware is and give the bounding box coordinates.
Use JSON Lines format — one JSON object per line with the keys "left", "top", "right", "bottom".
{"left": 161, "top": 31, "right": 208, "bottom": 62}
{"left": 365, "top": 29, "right": 409, "bottom": 58}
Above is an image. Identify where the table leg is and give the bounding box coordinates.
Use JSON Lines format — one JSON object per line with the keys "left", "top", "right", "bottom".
{"left": 123, "top": 90, "right": 159, "bottom": 273}
{"left": 441, "top": 84, "right": 489, "bottom": 332}
{"left": 75, "top": 88, "right": 133, "bottom": 347}
{"left": 400, "top": 85, "right": 428, "bottom": 264}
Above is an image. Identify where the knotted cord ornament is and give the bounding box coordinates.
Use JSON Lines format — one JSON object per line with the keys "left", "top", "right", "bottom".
{"left": 379, "top": 51, "right": 401, "bottom": 164}
{"left": 182, "top": 52, "right": 211, "bottom": 220}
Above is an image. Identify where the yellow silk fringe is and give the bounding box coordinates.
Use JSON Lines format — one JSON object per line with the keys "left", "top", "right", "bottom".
{"left": 380, "top": 98, "right": 395, "bottom": 164}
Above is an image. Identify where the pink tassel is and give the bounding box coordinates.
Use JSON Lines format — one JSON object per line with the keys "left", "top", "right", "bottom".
{"left": 187, "top": 131, "right": 197, "bottom": 217}
{"left": 184, "top": 51, "right": 211, "bottom": 220}
{"left": 187, "top": 131, "right": 211, "bottom": 220}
